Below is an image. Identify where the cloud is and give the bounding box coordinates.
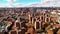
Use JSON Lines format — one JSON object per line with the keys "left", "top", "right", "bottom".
{"left": 13, "top": 3, "right": 26, "bottom": 7}
{"left": 0, "top": 0, "right": 60, "bottom": 7}
{"left": 39, "top": 0, "right": 60, "bottom": 7}
{"left": 0, "top": 0, "right": 49, "bottom": 7}
{"left": 0, "top": 4, "right": 12, "bottom": 7}
{"left": 26, "top": 0, "right": 60, "bottom": 7}
{"left": 6, "top": 0, "right": 16, "bottom": 2}
{"left": 0, "top": 3, "right": 26, "bottom": 7}
{"left": 25, "top": 2, "right": 40, "bottom": 7}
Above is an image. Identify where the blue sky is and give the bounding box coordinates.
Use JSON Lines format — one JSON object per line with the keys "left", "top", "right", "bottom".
{"left": 15, "top": 0, "right": 40, "bottom": 4}
{"left": 0, "top": 0, "right": 40, "bottom": 4}
{"left": 0, "top": 0, "right": 59, "bottom": 7}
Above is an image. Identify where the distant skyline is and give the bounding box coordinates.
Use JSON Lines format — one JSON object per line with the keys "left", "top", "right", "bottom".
{"left": 0, "top": 0, "right": 60, "bottom": 7}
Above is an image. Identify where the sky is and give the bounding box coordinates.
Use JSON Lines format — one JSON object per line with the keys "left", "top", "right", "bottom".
{"left": 0, "top": 0, "right": 40, "bottom": 4}
{"left": 0, "top": 0, "right": 60, "bottom": 7}
{"left": 0, "top": 0, "right": 41, "bottom": 7}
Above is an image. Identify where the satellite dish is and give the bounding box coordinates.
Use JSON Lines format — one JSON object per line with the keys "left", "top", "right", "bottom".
{"left": 51, "top": 11, "right": 56, "bottom": 14}
{"left": 57, "top": 17, "right": 60, "bottom": 24}
{"left": 57, "top": 13, "right": 60, "bottom": 24}
{"left": 58, "top": 13, "right": 60, "bottom": 15}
